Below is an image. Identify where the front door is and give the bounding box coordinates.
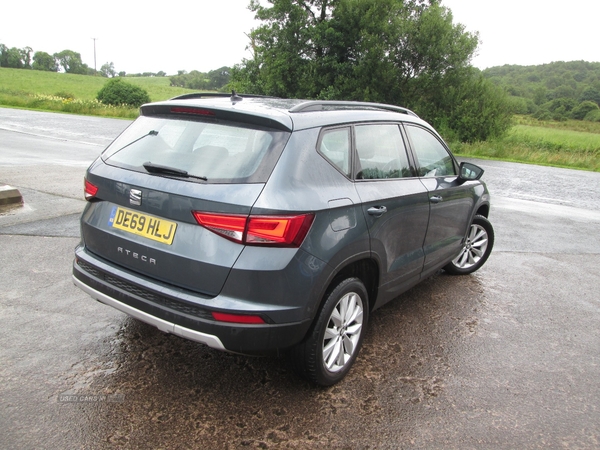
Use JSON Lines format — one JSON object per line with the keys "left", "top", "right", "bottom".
{"left": 404, "top": 124, "right": 474, "bottom": 274}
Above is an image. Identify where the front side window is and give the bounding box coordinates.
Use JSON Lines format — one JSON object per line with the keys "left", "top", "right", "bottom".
{"left": 405, "top": 125, "right": 456, "bottom": 178}
{"left": 102, "top": 116, "right": 289, "bottom": 183}
{"left": 354, "top": 124, "right": 412, "bottom": 180}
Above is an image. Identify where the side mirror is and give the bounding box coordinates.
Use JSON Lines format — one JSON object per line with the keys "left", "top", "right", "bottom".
{"left": 458, "top": 162, "right": 484, "bottom": 182}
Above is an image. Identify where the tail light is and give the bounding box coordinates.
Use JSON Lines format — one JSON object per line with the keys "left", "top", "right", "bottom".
{"left": 192, "top": 212, "right": 314, "bottom": 247}
{"left": 84, "top": 178, "right": 98, "bottom": 201}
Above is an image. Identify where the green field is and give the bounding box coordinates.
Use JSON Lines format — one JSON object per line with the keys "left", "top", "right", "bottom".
{"left": 451, "top": 116, "right": 600, "bottom": 172}
{"left": 0, "top": 67, "right": 193, "bottom": 100}
{"left": 0, "top": 67, "right": 196, "bottom": 118}
{"left": 1, "top": 68, "right": 599, "bottom": 171}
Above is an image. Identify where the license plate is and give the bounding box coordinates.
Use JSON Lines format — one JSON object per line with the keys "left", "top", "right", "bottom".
{"left": 108, "top": 206, "right": 177, "bottom": 245}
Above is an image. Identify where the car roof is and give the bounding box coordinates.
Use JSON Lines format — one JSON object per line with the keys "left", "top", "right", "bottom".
{"left": 142, "top": 94, "right": 433, "bottom": 133}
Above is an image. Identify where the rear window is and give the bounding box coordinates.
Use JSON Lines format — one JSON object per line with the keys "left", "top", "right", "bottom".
{"left": 102, "top": 116, "right": 289, "bottom": 183}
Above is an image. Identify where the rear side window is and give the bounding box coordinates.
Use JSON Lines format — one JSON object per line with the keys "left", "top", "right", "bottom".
{"left": 405, "top": 125, "right": 456, "bottom": 177}
{"left": 102, "top": 116, "right": 289, "bottom": 183}
{"left": 318, "top": 127, "right": 351, "bottom": 176}
{"left": 355, "top": 124, "right": 412, "bottom": 179}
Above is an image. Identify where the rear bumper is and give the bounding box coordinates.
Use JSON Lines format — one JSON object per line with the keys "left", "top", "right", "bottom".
{"left": 73, "top": 247, "right": 312, "bottom": 355}
{"left": 73, "top": 275, "right": 227, "bottom": 350}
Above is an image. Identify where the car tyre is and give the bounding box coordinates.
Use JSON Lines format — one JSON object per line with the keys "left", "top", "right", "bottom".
{"left": 291, "top": 277, "right": 368, "bottom": 386}
{"left": 444, "top": 215, "right": 494, "bottom": 275}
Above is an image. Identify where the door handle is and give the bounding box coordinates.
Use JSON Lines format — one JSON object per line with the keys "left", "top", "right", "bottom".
{"left": 430, "top": 195, "right": 443, "bottom": 204}
{"left": 367, "top": 206, "right": 388, "bottom": 217}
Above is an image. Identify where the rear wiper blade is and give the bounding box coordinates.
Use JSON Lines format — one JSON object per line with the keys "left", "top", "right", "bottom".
{"left": 143, "top": 162, "right": 208, "bottom": 181}
{"left": 111, "top": 130, "right": 159, "bottom": 155}
{"left": 104, "top": 130, "right": 159, "bottom": 161}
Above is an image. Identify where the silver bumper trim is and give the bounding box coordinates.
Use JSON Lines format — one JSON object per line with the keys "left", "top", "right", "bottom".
{"left": 72, "top": 275, "right": 226, "bottom": 351}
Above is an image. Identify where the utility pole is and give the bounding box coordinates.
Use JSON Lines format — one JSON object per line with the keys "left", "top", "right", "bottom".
{"left": 92, "top": 38, "right": 98, "bottom": 75}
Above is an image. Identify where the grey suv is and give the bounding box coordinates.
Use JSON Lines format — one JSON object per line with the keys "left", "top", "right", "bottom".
{"left": 73, "top": 93, "right": 494, "bottom": 385}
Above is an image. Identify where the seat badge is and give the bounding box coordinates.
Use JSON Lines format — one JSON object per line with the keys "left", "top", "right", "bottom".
{"left": 129, "top": 189, "right": 142, "bottom": 206}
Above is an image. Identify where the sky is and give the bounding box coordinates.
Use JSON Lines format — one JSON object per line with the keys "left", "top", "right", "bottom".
{"left": 1, "top": 0, "right": 599, "bottom": 76}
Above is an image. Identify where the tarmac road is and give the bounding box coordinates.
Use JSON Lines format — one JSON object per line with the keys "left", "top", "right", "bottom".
{"left": 1, "top": 107, "right": 599, "bottom": 449}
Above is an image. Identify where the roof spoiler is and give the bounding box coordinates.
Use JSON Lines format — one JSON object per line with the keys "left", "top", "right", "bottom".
{"left": 170, "top": 91, "right": 276, "bottom": 102}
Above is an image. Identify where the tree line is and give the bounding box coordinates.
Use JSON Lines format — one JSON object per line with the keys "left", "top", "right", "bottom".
{"left": 169, "top": 68, "right": 231, "bottom": 91}
{"left": 0, "top": 43, "right": 167, "bottom": 78}
{"left": 0, "top": 42, "right": 231, "bottom": 91}
{"left": 1, "top": 44, "right": 97, "bottom": 75}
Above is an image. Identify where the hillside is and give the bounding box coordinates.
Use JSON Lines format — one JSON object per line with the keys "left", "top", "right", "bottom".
{"left": 0, "top": 67, "right": 199, "bottom": 118}
{"left": 484, "top": 61, "right": 600, "bottom": 122}
{"left": 0, "top": 67, "right": 193, "bottom": 102}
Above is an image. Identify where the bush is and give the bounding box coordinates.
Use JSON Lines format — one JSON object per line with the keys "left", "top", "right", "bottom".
{"left": 572, "top": 101, "right": 599, "bottom": 120}
{"left": 584, "top": 109, "right": 600, "bottom": 122}
{"left": 534, "top": 97, "right": 577, "bottom": 121}
{"left": 507, "top": 96, "right": 528, "bottom": 115}
{"left": 534, "top": 109, "right": 552, "bottom": 121}
{"left": 542, "top": 97, "right": 577, "bottom": 113}
{"left": 507, "top": 96, "right": 538, "bottom": 115}
{"left": 97, "top": 78, "right": 150, "bottom": 108}
{"left": 441, "top": 73, "right": 513, "bottom": 143}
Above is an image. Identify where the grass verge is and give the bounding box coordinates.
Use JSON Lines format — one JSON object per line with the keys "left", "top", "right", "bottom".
{"left": 450, "top": 117, "right": 600, "bottom": 172}
{"left": 0, "top": 91, "right": 139, "bottom": 118}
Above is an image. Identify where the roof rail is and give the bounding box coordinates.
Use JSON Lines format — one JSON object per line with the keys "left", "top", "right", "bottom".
{"left": 289, "top": 100, "right": 419, "bottom": 118}
{"left": 170, "top": 92, "right": 276, "bottom": 101}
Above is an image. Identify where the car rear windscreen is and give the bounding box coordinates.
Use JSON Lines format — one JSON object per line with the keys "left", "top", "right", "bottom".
{"left": 102, "top": 116, "right": 289, "bottom": 183}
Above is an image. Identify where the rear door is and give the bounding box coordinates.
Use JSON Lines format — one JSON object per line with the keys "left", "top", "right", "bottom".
{"left": 82, "top": 112, "right": 289, "bottom": 296}
{"left": 352, "top": 123, "right": 430, "bottom": 303}
{"left": 403, "top": 124, "right": 475, "bottom": 274}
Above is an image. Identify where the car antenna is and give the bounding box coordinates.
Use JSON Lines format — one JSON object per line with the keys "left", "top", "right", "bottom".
{"left": 231, "top": 90, "right": 243, "bottom": 103}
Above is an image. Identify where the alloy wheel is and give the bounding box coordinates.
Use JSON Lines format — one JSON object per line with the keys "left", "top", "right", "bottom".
{"left": 322, "top": 291, "right": 364, "bottom": 373}
{"left": 452, "top": 223, "right": 489, "bottom": 269}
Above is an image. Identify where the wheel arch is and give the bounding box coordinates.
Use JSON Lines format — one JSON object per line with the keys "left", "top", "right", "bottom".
{"left": 476, "top": 202, "right": 490, "bottom": 218}
{"left": 321, "top": 258, "right": 379, "bottom": 313}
